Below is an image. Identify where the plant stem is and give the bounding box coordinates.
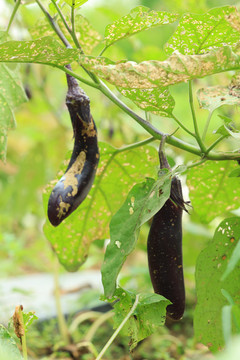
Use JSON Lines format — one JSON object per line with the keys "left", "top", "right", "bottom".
{"left": 99, "top": 79, "right": 201, "bottom": 155}
{"left": 99, "top": 45, "right": 109, "bottom": 57}
{"left": 206, "top": 135, "right": 227, "bottom": 154}
{"left": 116, "top": 136, "right": 155, "bottom": 153}
{"left": 189, "top": 81, "right": 206, "bottom": 152}
{"left": 63, "top": 65, "right": 100, "bottom": 88}
{"left": 35, "top": 0, "right": 70, "bottom": 48}
{"left": 172, "top": 114, "right": 196, "bottom": 138}
{"left": 187, "top": 158, "right": 207, "bottom": 169}
{"left": 69, "top": 311, "right": 102, "bottom": 334}
{"left": 18, "top": 308, "right": 28, "bottom": 360}
{"left": 202, "top": 110, "right": 213, "bottom": 141}
{"left": 53, "top": 256, "right": 71, "bottom": 344}
{"left": 84, "top": 311, "right": 114, "bottom": 342}
{"left": 50, "top": 0, "right": 72, "bottom": 35}
{"left": 6, "top": 0, "right": 21, "bottom": 33}
{"left": 95, "top": 294, "right": 140, "bottom": 360}
{"left": 71, "top": 1, "right": 83, "bottom": 52}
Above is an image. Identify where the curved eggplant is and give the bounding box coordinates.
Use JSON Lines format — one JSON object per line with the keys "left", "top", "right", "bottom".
{"left": 147, "top": 138, "right": 187, "bottom": 320}
{"left": 48, "top": 68, "right": 99, "bottom": 226}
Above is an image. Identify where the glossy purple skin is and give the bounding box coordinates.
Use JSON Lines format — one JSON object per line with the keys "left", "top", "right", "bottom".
{"left": 147, "top": 176, "right": 186, "bottom": 321}
{"left": 48, "top": 72, "right": 99, "bottom": 226}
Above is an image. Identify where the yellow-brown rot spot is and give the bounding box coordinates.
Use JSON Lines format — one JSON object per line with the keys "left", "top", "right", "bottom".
{"left": 230, "top": 237, "right": 235, "bottom": 243}
{"left": 96, "top": 153, "right": 99, "bottom": 159}
{"left": 81, "top": 117, "right": 97, "bottom": 137}
{"left": 222, "top": 255, "right": 227, "bottom": 260}
{"left": 57, "top": 199, "right": 71, "bottom": 219}
{"left": 63, "top": 151, "right": 86, "bottom": 196}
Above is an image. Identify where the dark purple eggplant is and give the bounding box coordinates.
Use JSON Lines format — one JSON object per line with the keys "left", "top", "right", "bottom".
{"left": 147, "top": 138, "right": 188, "bottom": 320}
{"left": 48, "top": 66, "right": 99, "bottom": 226}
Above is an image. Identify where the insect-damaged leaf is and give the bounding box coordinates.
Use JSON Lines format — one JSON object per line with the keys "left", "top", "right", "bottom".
{"left": 117, "top": 87, "right": 175, "bottom": 117}
{"left": 43, "top": 142, "right": 159, "bottom": 271}
{"left": 102, "top": 173, "right": 172, "bottom": 298}
{"left": 165, "top": 6, "right": 239, "bottom": 55}
{"left": 187, "top": 161, "right": 240, "bottom": 223}
{"left": 104, "top": 6, "right": 179, "bottom": 47}
{"left": 0, "top": 37, "right": 79, "bottom": 66}
{"left": 80, "top": 46, "right": 240, "bottom": 89}
{"left": 30, "top": 15, "right": 101, "bottom": 55}
{"left": 106, "top": 288, "right": 170, "bottom": 350}
{"left": 194, "top": 217, "right": 240, "bottom": 352}
{"left": 197, "top": 85, "right": 240, "bottom": 113}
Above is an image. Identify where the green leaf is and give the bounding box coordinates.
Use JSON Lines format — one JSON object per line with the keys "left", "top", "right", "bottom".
{"left": 117, "top": 87, "right": 175, "bottom": 117}
{"left": 187, "top": 161, "right": 240, "bottom": 223}
{"left": 43, "top": 142, "right": 159, "bottom": 271}
{"left": 197, "top": 86, "right": 240, "bottom": 113}
{"left": 165, "top": 6, "right": 239, "bottom": 55}
{"left": 109, "top": 288, "right": 170, "bottom": 350}
{"left": 228, "top": 168, "right": 240, "bottom": 177}
{"left": 194, "top": 217, "right": 240, "bottom": 351}
{"left": 102, "top": 172, "right": 173, "bottom": 297}
{"left": 222, "top": 237, "right": 240, "bottom": 280}
{"left": 0, "top": 325, "right": 23, "bottom": 360}
{"left": 64, "top": 0, "right": 88, "bottom": 8}
{"left": 104, "top": 6, "right": 179, "bottom": 47}
{"left": 22, "top": 311, "right": 38, "bottom": 332}
{"left": 30, "top": 15, "right": 102, "bottom": 55}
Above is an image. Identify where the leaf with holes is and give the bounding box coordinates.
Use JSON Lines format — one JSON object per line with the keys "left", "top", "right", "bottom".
{"left": 118, "top": 87, "right": 175, "bottom": 117}
{"left": 104, "top": 6, "right": 179, "bottom": 47}
{"left": 194, "top": 217, "right": 240, "bottom": 351}
{"left": 80, "top": 46, "right": 240, "bottom": 89}
{"left": 1, "top": 41, "right": 240, "bottom": 89}
{"left": 43, "top": 142, "right": 159, "bottom": 271}
{"left": 30, "top": 15, "right": 101, "bottom": 55}
{"left": 165, "top": 6, "right": 239, "bottom": 55}
{"left": 0, "top": 37, "right": 79, "bottom": 66}
{"left": 197, "top": 86, "right": 240, "bottom": 113}
{"left": 187, "top": 161, "right": 240, "bottom": 223}
{"left": 107, "top": 288, "right": 170, "bottom": 350}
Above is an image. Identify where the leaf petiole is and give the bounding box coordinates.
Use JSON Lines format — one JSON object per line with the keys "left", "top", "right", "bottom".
{"left": 6, "top": 0, "right": 21, "bottom": 33}
{"left": 202, "top": 110, "right": 214, "bottom": 141}
{"left": 189, "top": 80, "right": 206, "bottom": 152}
{"left": 95, "top": 294, "right": 140, "bottom": 360}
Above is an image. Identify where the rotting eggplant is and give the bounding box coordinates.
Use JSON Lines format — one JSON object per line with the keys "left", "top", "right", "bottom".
{"left": 147, "top": 137, "right": 188, "bottom": 320}
{"left": 48, "top": 65, "right": 99, "bottom": 227}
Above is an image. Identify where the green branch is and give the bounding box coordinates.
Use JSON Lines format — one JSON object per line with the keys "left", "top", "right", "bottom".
{"left": 71, "top": 1, "right": 83, "bottom": 51}
{"left": 6, "top": 0, "right": 21, "bottom": 33}
{"left": 202, "top": 110, "right": 213, "bottom": 141}
{"left": 35, "top": 0, "right": 70, "bottom": 48}
{"left": 172, "top": 113, "right": 196, "bottom": 138}
{"left": 95, "top": 294, "right": 140, "bottom": 360}
{"left": 189, "top": 81, "right": 206, "bottom": 152}
{"left": 206, "top": 135, "right": 228, "bottom": 154}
